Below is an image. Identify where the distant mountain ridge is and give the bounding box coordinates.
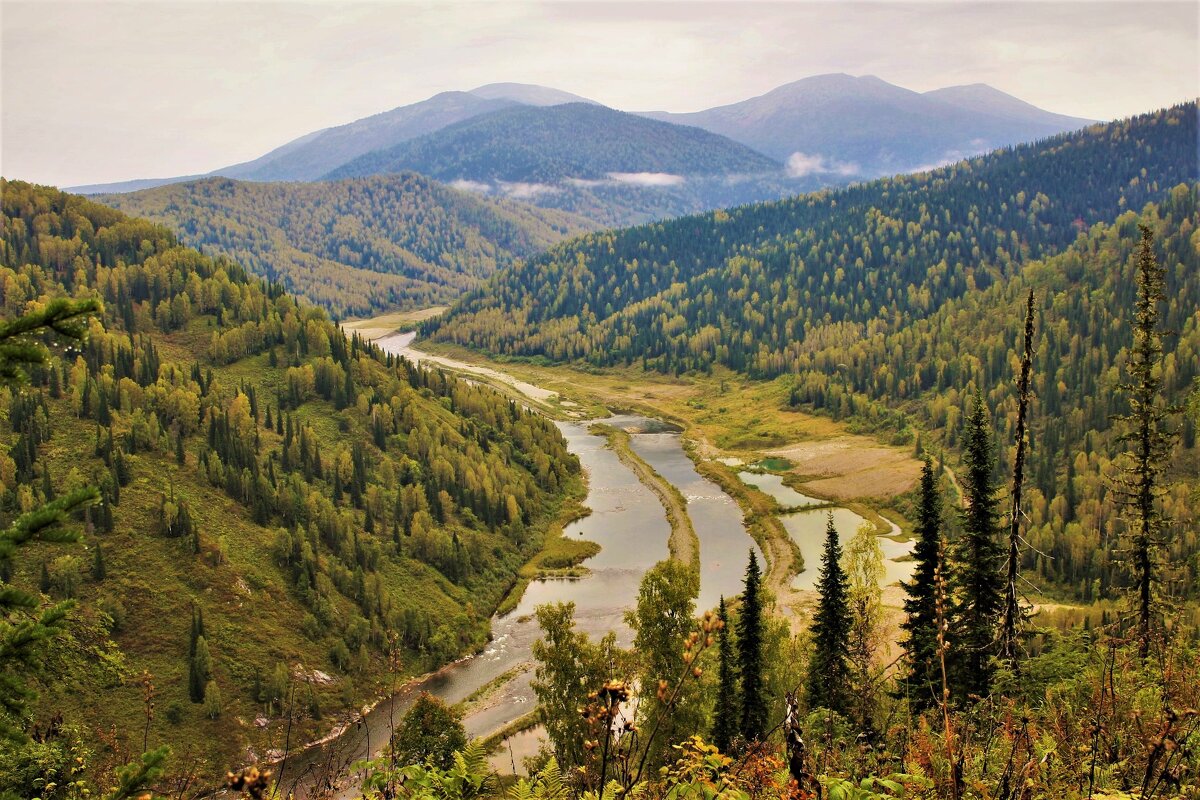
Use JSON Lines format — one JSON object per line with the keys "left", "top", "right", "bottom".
{"left": 640, "top": 73, "right": 1097, "bottom": 176}
{"left": 70, "top": 75, "right": 1095, "bottom": 199}
{"left": 324, "top": 103, "right": 781, "bottom": 183}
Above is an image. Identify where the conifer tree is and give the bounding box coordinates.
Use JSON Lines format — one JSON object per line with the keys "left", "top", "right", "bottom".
{"left": 737, "top": 550, "right": 767, "bottom": 742}
{"left": 900, "top": 457, "right": 942, "bottom": 709}
{"left": 952, "top": 393, "right": 1004, "bottom": 699}
{"left": 92, "top": 541, "right": 106, "bottom": 581}
{"left": 711, "top": 596, "right": 738, "bottom": 753}
{"left": 806, "top": 513, "right": 851, "bottom": 715}
{"left": 1112, "top": 224, "right": 1179, "bottom": 659}
{"left": 190, "top": 635, "right": 212, "bottom": 702}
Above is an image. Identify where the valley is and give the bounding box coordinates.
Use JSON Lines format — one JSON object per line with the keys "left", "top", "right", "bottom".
{"left": 279, "top": 316, "right": 927, "bottom": 795}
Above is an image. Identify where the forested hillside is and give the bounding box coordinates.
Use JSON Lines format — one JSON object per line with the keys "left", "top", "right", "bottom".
{"left": 790, "top": 188, "right": 1199, "bottom": 599}
{"left": 0, "top": 181, "right": 580, "bottom": 780}
{"left": 325, "top": 103, "right": 782, "bottom": 183}
{"left": 429, "top": 103, "right": 1200, "bottom": 601}
{"left": 429, "top": 104, "right": 1196, "bottom": 371}
{"left": 98, "top": 174, "right": 592, "bottom": 317}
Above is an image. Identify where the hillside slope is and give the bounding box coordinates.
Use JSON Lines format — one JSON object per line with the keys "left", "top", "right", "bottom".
{"left": 98, "top": 173, "right": 593, "bottom": 317}
{"left": 643, "top": 73, "right": 1096, "bottom": 174}
{"left": 428, "top": 103, "right": 1196, "bottom": 372}
{"left": 0, "top": 181, "right": 580, "bottom": 782}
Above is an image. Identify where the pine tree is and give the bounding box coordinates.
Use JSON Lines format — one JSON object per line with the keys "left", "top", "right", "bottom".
{"left": 951, "top": 393, "right": 1004, "bottom": 699}
{"left": 736, "top": 550, "right": 767, "bottom": 742}
{"left": 899, "top": 457, "right": 942, "bottom": 709}
{"left": 1112, "top": 224, "right": 1179, "bottom": 659}
{"left": 711, "top": 596, "right": 738, "bottom": 753}
{"left": 806, "top": 513, "right": 851, "bottom": 715}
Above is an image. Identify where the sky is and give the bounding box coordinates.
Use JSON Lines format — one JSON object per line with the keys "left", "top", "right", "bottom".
{"left": 2, "top": 0, "right": 1197, "bottom": 188}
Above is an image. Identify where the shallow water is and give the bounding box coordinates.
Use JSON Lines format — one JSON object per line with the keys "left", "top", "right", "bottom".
{"left": 628, "top": 433, "right": 761, "bottom": 611}
{"left": 737, "top": 471, "right": 825, "bottom": 508}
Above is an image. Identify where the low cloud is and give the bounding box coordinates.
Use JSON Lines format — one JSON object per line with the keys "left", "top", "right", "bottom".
{"left": 785, "top": 152, "right": 860, "bottom": 178}
{"left": 606, "top": 171, "right": 685, "bottom": 187}
{"left": 497, "top": 180, "right": 559, "bottom": 199}
{"left": 565, "top": 177, "right": 609, "bottom": 188}
{"left": 449, "top": 179, "right": 491, "bottom": 194}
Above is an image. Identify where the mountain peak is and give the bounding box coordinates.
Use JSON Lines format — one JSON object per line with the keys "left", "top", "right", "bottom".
{"left": 467, "top": 82, "right": 598, "bottom": 107}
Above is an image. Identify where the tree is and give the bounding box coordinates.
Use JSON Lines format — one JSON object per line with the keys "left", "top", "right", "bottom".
{"left": 737, "top": 550, "right": 768, "bottom": 742}
{"left": 189, "top": 635, "right": 212, "bottom": 703}
{"left": 899, "top": 457, "right": 943, "bottom": 709}
{"left": 806, "top": 513, "right": 851, "bottom": 716}
{"left": 391, "top": 692, "right": 467, "bottom": 770}
{"left": 0, "top": 299, "right": 101, "bottom": 743}
{"left": 204, "top": 680, "right": 223, "bottom": 719}
{"left": 531, "top": 602, "right": 621, "bottom": 771}
{"left": 1112, "top": 224, "right": 1179, "bottom": 659}
{"left": 92, "top": 541, "right": 106, "bottom": 582}
{"left": 711, "top": 596, "right": 738, "bottom": 754}
{"left": 952, "top": 393, "right": 1004, "bottom": 699}
{"left": 999, "top": 289, "right": 1036, "bottom": 667}
{"left": 843, "top": 522, "right": 884, "bottom": 733}
{"left": 627, "top": 559, "right": 700, "bottom": 769}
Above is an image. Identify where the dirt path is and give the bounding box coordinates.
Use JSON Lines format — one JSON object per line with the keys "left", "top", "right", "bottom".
{"left": 592, "top": 423, "right": 699, "bottom": 569}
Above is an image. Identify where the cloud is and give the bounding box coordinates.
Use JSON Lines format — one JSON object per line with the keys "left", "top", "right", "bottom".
{"left": 565, "top": 177, "right": 610, "bottom": 188}
{"left": 449, "top": 179, "right": 492, "bottom": 194}
{"left": 605, "top": 171, "right": 685, "bottom": 187}
{"left": 497, "top": 180, "right": 559, "bottom": 199}
{"left": 785, "top": 152, "right": 859, "bottom": 178}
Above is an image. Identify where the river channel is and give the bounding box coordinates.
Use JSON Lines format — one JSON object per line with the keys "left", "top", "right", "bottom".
{"left": 281, "top": 334, "right": 760, "bottom": 796}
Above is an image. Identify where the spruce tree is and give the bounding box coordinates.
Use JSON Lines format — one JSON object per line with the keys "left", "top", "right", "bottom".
{"left": 899, "top": 456, "right": 942, "bottom": 709}
{"left": 951, "top": 393, "right": 1004, "bottom": 699}
{"left": 1112, "top": 224, "right": 1179, "bottom": 659}
{"left": 806, "top": 513, "right": 851, "bottom": 715}
{"left": 711, "top": 596, "right": 738, "bottom": 753}
{"left": 736, "top": 550, "right": 767, "bottom": 742}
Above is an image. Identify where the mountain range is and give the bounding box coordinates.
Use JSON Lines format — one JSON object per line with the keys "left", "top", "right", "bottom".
{"left": 641, "top": 73, "right": 1096, "bottom": 174}
{"left": 70, "top": 75, "right": 1096, "bottom": 227}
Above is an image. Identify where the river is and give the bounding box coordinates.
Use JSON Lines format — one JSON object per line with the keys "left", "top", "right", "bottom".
{"left": 279, "top": 334, "right": 760, "bottom": 796}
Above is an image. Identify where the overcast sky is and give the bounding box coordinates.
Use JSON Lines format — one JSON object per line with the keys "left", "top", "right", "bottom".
{"left": 2, "top": 0, "right": 1197, "bottom": 188}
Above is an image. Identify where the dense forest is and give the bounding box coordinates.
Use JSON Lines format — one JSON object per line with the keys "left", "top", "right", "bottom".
{"left": 429, "top": 103, "right": 1196, "bottom": 372}
{"left": 0, "top": 180, "right": 580, "bottom": 786}
{"left": 428, "top": 104, "right": 1199, "bottom": 601}
{"left": 100, "top": 174, "right": 592, "bottom": 317}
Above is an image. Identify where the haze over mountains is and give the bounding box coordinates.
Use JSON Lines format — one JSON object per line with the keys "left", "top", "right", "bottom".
{"left": 71, "top": 75, "right": 1096, "bottom": 226}
{"left": 641, "top": 73, "right": 1096, "bottom": 175}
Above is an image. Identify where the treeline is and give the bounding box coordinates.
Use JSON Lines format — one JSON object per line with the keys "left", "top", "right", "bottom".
{"left": 99, "top": 173, "right": 591, "bottom": 317}
{"left": 0, "top": 179, "right": 580, "bottom": 784}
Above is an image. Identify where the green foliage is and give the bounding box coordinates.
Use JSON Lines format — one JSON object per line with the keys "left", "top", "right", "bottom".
{"left": 736, "top": 550, "right": 767, "bottom": 743}
{"left": 100, "top": 174, "right": 591, "bottom": 317}
{"left": 358, "top": 740, "right": 491, "bottom": 800}
{"left": 530, "top": 602, "right": 622, "bottom": 771}
{"left": 806, "top": 513, "right": 852, "bottom": 716}
{"left": 0, "top": 179, "right": 580, "bottom": 779}
{"left": 897, "top": 458, "right": 942, "bottom": 709}
{"left": 710, "top": 597, "right": 737, "bottom": 754}
{"left": 391, "top": 693, "right": 467, "bottom": 771}
{"left": 627, "top": 559, "right": 701, "bottom": 768}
